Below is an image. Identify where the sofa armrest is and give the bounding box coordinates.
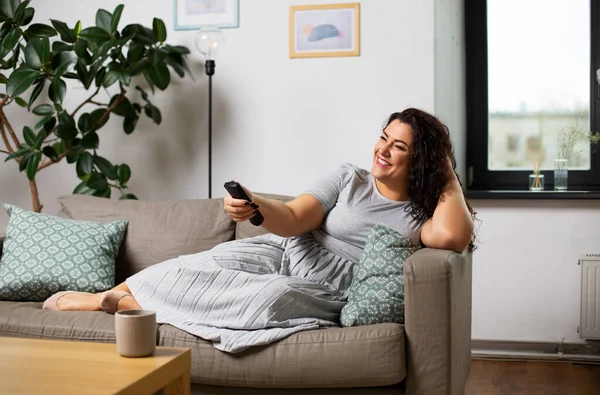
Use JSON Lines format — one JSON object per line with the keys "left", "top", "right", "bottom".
{"left": 403, "top": 248, "right": 472, "bottom": 395}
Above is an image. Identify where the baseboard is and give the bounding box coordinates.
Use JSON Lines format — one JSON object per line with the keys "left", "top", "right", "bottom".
{"left": 471, "top": 339, "right": 600, "bottom": 363}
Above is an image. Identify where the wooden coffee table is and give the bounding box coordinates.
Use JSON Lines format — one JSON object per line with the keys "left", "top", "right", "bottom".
{"left": 0, "top": 336, "right": 191, "bottom": 395}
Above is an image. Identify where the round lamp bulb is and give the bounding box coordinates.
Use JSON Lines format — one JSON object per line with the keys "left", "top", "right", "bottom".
{"left": 194, "top": 26, "right": 225, "bottom": 61}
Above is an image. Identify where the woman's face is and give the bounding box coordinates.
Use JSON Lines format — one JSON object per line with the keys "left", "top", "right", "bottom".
{"left": 371, "top": 120, "right": 413, "bottom": 186}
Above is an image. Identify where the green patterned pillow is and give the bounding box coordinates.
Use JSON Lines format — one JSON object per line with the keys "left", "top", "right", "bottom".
{"left": 0, "top": 204, "right": 127, "bottom": 302}
{"left": 340, "top": 224, "right": 421, "bottom": 327}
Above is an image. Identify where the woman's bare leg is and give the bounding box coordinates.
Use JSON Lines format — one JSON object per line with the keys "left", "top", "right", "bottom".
{"left": 52, "top": 282, "right": 141, "bottom": 311}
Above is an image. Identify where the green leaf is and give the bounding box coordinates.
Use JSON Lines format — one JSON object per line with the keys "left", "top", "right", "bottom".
{"left": 80, "top": 131, "right": 99, "bottom": 149}
{"left": 152, "top": 18, "right": 166, "bottom": 42}
{"left": 127, "top": 42, "right": 144, "bottom": 62}
{"left": 4, "top": 147, "right": 29, "bottom": 162}
{"left": 13, "top": 0, "right": 29, "bottom": 24}
{"left": 0, "top": 73, "right": 6, "bottom": 83}
{"left": 111, "top": 96, "right": 135, "bottom": 117}
{"left": 89, "top": 108, "right": 109, "bottom": 131}
{"left": 22, "top": 126, "right": 35, "bottom": 146}
{"left": 117, "top": 163, "right": 131, "bottom": 185}
{"left": 21, "top": 7, "right": 34, "bottom": 25}
{"left": 164, "top": 44, "right": 191, "bottom": 55}
{"left": 165, "top": 57, "right": 184, "bottom": 78}
{"left": 128, "top": 58, "right": 149, "bottom": 76}
{"left": 58, "top": 111, "right": 76, "bottom": 127}
{"left": 55, "top": 124, "right": 77, "bottom": 140}
{"left": 51, "top": 51, "right": 77, "bottom": 76}
{"left": 26, "top": 151, "right": 41, "bottom": 180}
{"left": 48, "top": 77, "right": 66, "bottom": 104}
{"left": 77, "top": 112, "right": 91, "bottom": 133}
{"left": 2, "top": 27, "right": 21, "bottom": 53}
{"left": 123, "top": 115, "right": 138, "bottom": 134}
{"left": 34, "top": 128, "right": 45, "bottom": 149}
{"left": 148, "top": 47, "right": 168, "bottom": 66}
{"left": 14, "top": 96, "right": 26, "bottom": 107}
{"left": 7, "top": 66, "right": 40, "bottom": 98}
{"left": 51, "top": 41, "right": 72, "bottom": 53}
{"left": 0, "top": 0, "right": 19, "bottom": 18}
{"left": 76, "top": 62, "right": 93, "bottom": 89}
{"left": 73, "top": 181, "right": 95, "bottom": 195}
{"left": 74, "top": 20, "right": 82, "bottom": 37}
{"left": 120, "top": 193, "right": 138, "bottom": 200}
{"left": 66, "top": 144, "right": 82, "bottom": 163}
{"left": 27, "top": 79, "right": 44, "bottom": 109}
{"left": 50, "top": 19, "right": 76, "bottom": 43}
{"left": 86, "top": 172, "right": 107, "bottom": 190}
{"left": 34, "top": 114, "right": 52, "bottom": 130}
{"left": 145, "top": 62, "right": 170, "bottom": 90}
{"left": 25, "top": 38, "right": 47, "bottom": 69}
{"left": 76, "top": 151, "right": 93, "bottom": 177}
{"left": 43, "top": 117, "right": 56, "bottom": 133}
{"left": 145, "top": 104, "right": 161, "bottom": 124}
{"left": 92, "top": 187, "right": 111, "bottom": 198}
{"left": 32, "top": 103, "right": 53, "bottom": 116}
{"left": 93, "top": 155, "right": 116, "bottom": 180}
{"left": 111, "top": 4, "right": 124, "bottom": 33}
{"left": 79, "top": 27, "right": 110, "bottom": 45}
{"left": 25, "top": 24, "right": 57, "bottom": 38}
{"left": 19, "top": 150, "right": 33, "bottom": 171}
{"left": 42, "top": 145, "right": 58, "bottom": 160}
{"left": 102, "top": 70, "right": 119, "bottom": 88}
{"left": 96, "top": 9, "right": 112, "bottom": 34}
{"left": 52, "top": 140, "right": 65, "bottom": 155}
{"left": 73, "top": 39, "right": 91, "bottom": 65}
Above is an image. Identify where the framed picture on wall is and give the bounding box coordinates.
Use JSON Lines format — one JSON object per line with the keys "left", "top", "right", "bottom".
{"left": 174, "top": 0, "right": 239, "bottom": 30}
{"left": 289, "top": 3, "right": 360, "bottom": 58}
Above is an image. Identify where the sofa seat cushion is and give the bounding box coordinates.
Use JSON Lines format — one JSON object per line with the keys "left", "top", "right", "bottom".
{"left": 0, "top": 301, "right": 115, "bottom": 342}
{"left": 159, "top": 323, "right": 406, "bottom": 388}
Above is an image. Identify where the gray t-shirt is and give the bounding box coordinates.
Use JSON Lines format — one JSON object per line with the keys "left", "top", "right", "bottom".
{"left": 304, "top": 163, "right": 425, "bottom": 264}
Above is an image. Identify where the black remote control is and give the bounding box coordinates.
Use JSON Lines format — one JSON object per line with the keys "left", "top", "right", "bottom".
{"left": 224, "top": 181, "right": 264, "bottom": 226}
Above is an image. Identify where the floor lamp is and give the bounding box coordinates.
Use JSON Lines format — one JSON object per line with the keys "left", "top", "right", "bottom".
{"left": 195, "top": 26, "right": 225, "bottom": 199}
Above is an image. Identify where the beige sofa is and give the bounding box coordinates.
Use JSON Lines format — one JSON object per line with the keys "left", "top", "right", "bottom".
{"left": 0, "top": 194, "right": 472, "bottom": 395}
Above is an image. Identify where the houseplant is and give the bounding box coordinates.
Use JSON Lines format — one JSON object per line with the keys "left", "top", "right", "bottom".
{"left": 0, "top": 1, "right": 192, "bottom": 212}
{"left": 555, "top": 119, "right": 600, "bottom": 190}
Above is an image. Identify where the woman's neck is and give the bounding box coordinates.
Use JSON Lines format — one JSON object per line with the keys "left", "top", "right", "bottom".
{"left": 374, "top": 179, "right": 409, "bottom": 202}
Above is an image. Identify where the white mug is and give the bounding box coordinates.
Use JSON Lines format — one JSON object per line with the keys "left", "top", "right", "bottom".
{"left": 115, "top": 310, "right": 157, "bottom": 357}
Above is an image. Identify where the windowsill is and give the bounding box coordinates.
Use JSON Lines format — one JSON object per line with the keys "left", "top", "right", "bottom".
{"left": 466, "top": 189, "right": 600, "bottom": 200}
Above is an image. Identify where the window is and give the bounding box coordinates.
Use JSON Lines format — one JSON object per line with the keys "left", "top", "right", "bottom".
{"left": 465, "top": 0, "right": 600, "bottom": 191}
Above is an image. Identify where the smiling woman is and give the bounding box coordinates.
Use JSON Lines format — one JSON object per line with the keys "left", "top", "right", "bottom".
{"left": 43, "top": 108, "right": 476, "bottom": 355}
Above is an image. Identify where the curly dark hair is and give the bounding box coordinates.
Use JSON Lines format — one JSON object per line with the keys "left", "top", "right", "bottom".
{"left": 385, "top": 108, "right": 478, "bottom": 252}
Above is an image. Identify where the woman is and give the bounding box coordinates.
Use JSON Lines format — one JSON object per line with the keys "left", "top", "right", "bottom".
{"left": 43, "top": 108, "right": 476, "bottom": 352}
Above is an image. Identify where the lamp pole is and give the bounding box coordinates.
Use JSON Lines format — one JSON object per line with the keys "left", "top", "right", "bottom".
{"left": 206, "top": 60, "right": 215, "bottom": 198}
{"left": 195, "top": 26, "right": 224, "bottom": 199}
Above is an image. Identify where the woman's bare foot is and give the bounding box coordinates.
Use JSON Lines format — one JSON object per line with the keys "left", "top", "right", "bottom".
{"left": 100, "top": 290, "right": 142, "bottom": 314}
{"left": 44, "top": 292, "right": 102, "bottom": 311}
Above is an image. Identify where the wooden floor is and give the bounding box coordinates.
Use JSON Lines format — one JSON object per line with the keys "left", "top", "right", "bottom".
{"left": 465, "top": 359, "right": 600, "bottom": 395}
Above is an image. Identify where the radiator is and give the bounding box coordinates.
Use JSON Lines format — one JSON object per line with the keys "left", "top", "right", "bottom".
{"left": 580, "top": 254, "right": 600, "bottom": 339}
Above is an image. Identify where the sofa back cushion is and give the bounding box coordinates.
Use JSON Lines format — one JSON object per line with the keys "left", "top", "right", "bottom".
{"left": 235, "top": 192, "right": 294, "bottom": 239}
{"left": 57, "top": 195, "right": 236, "bottom": 283}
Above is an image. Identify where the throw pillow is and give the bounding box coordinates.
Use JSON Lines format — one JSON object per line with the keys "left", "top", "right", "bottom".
{"left": 340, "top": 224, "right": 421, "bottom": 327}
{"left": 0, "top": 204, "right": 127, "bottom": 302}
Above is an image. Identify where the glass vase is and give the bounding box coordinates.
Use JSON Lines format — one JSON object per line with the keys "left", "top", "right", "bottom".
{"left": 529, "top": 173, "right": 544, "bottom": 191}
{"left": 554, "top": 159, "right": 568, "bottom": 191}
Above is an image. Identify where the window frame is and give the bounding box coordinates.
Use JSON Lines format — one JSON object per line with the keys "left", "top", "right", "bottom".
{"left": 465, "top": 0, "right": 600, "bottom": 191}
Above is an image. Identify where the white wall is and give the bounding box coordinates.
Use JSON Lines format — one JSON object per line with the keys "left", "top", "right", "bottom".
{"left": 470, "top": 200, "right": 600, "bottom": 343}
{"left": 0, "top": 0, "right": 435, "bottom": 226}
{"left": 0, "top": 0, "right": 595, "bottom": 345}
